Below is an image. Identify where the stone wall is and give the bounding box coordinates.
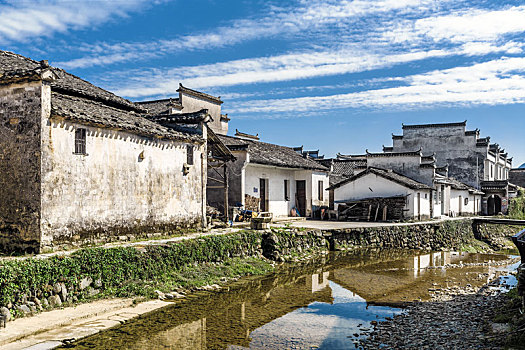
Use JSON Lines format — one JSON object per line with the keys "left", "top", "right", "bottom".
{"left": 328, "top": 220, "right": 475, "bottom": 251}
{"left": 510, "top": 169, "right": 525, "bottom": 188}
{"left": 40, "top": 117, "right": 206, "bottom": 250}
{"left": 0, "top": 81, "right": 44, "bottom": 252}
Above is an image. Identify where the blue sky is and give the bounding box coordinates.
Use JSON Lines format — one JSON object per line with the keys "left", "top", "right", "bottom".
{"left": 1, "top": 0, "right": 524, "bottom": 166}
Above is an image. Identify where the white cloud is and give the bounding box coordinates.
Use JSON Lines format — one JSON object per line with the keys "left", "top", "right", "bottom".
{"left": 56, "top": 0, "right": 447, "bottom": 69}
{"left": 113, "top": 48, "right": 453, "bottom": 97}
{"left": 112, "top": 39, "right": 523, "bottom": 99}
{"left": 386, "top": 5, "right": 525, "bottom": 44}
{"left": 0, "top": 0, "right": 151, "bottom": 43}
{"left": 225, "top": 57, "right": 525, "bottom": 116}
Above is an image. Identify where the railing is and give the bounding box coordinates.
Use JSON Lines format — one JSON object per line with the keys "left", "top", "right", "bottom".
{"left": 512, "top": 228, "right": 525, "bottom": 264}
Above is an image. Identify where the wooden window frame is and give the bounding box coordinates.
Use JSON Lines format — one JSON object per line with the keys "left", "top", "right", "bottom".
{"left": 74, "top": 128, "right": 87, "bottom": 155}
{"left": 318, "top": 180, "right": 324, "bottom": 201}
{"left": 284, "top": 179, "right": 290, "bottom": 201}
{"left": 187, "top": 144, "right": 194, "bottom": 165}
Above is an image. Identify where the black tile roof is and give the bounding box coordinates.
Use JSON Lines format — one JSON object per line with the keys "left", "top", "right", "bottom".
{"left": 328, "top": 167, "right": 432, "bottom": 191}
{"left": 402, "top": 121, "right": 466, "bottom": 129}
{"left": 218, "top": 135, "right": 328, "bottom": 171}
{"left": 434, "top": 175, "right": 483, "bottom": 194}
{"left": 1, "top": 50, "right": 206, "bottom": 141}
{"left": 177, "top": 83, "right": 223, "bottom": 104}
{"left": 318, "top": 159, "right": 367, "bottom": 176}
{"left": 0, "top": 50, "right": 142, "bottom": 112}
{"left": 51, "top": 93, "right": 202, "bottom": 142}
{"left": 136, "top": 98, "right": 182, "bottom": 115}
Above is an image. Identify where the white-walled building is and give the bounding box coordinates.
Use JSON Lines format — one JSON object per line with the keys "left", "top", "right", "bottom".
{"left": 0, "top": 50, "right": 207, "bottom": 253}
{"left": 326, "top": 149, "right": 483, "bottom": 220}
{"left": 208, "top": 134, "right": 330, "bottom": 218}
{"left": 329, "top": 167, "right": 433, "bottom": 220}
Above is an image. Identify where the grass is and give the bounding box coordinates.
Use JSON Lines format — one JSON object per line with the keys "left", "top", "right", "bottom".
{"left": 458, "top": 238, "right": 492, "bottom": 253}
{"left": 90, "top": 256, "right": 274, "bottom": 301}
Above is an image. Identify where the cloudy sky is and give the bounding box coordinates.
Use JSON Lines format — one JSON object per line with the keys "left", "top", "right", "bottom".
{"left": 2, "top": 0, "right": 524, "bottom": 166}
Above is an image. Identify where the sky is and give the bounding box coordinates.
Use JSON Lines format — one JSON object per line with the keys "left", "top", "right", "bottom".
{"left": 1, "top": 0, "right": 524, "bottom": 166}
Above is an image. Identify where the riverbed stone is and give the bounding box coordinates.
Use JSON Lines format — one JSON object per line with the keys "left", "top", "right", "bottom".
{"left": 86, "top": 287, "right": 100, "bottom": 298}
{"left": 41, "top": 297, "right": 49, "bottom": 309}
{"left": 59, "top": 283, "right": 68, "bottom": 302}
{"left": 48, "top": 295, "right": 62, "bottom": 307}
{"left": 0, "top": 307, "right": 11, "bottom": 322}
{"left": 16, "top": 304, "right": 31, "bottom": 316}
{"left": 94, "top": 278, "right": 102, "bottom": 288}
{"left": 53, "top": 282, "right": 62, "bottom": 294}
{"left": 79, "top": 276, "right": 93, "bottom": 290}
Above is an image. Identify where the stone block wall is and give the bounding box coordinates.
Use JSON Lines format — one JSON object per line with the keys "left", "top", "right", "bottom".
{"left": 0, "top": 81, "right": 44, "bottom": 252}
{"left": 329, "top": 220, "right": 475, "bottom": 251}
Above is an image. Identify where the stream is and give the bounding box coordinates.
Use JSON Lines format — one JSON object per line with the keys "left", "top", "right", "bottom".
{"left": 62, "top": 249, "right": 518, "bottom": 350}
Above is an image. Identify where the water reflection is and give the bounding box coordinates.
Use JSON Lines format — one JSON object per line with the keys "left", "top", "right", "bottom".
{"left": 65, "top": 250, "right": 513, "bottom": 350}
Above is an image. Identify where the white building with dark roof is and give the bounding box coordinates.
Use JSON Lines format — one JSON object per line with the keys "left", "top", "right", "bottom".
{"left": 208, "top": 133, "right": 330, "bottom": 218}
{"left": 384, "top": 121, "right": 514, "bottom": 215}
{"left": 0, "top": 50, "right": 208, "bottom": 253}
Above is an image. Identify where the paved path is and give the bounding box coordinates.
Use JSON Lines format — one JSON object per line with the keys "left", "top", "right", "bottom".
{"left": 0, "top": 298, "right": 169, "bottom": 349}
{"left": 283, "top": 216, "right": 479, "bottom": 230}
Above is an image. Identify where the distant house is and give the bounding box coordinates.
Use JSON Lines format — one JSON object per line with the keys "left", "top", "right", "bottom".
{"left": 137, "top": 83, "right": 229, "bottom": 136}
{"left": 208, "top": 132, "right": 330, "bottom": 218}
{"left": 328, "top": 167, "right": 433, "bottom": 221}
{"left": 326, "top": 149, "right": 482, "bottom": 220}
{"left": 0, "top": 50, "right": 207, "bottom": 253}
{"left": 384, "top": 121, "right": 514, "bottom": 215}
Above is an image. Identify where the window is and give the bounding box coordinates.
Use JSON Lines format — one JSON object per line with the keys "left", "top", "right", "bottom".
{"left": 464, "top": 197, "right": 469, "bottom": 206}
{"left": 284, "top": 179, "right": 290, "bottom": 201}
{"left": 74, "top": 128, "right": 86, "bottom": 155}
{"left": 318, "top": 180, "right": 324, "bottom": 201}
{"left": 186, "top": 145, "right": 194, "bottom": 165}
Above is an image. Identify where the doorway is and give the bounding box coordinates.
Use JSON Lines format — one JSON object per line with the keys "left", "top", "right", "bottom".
{"left": 487, "top": 195, "right": 502, "bottom": 216}
{"left": 296, "top": 180, "right": 306, "bottom": 217}
{"left": 259, "top": 178, "right": 268, "bottom": 212}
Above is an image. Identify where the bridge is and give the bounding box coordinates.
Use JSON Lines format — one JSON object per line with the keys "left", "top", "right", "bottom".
{"left": 471, "top": 217, "right": 525, "bottom": 263}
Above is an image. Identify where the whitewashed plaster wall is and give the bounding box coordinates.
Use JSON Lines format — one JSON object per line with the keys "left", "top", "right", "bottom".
{"left": 244, "top": 164, "right": 297, "bottom": 217}
{"left": 40, "top": 112, "right": 206, "bottom": 248}
{"left": 242, "top": 165, "right": 329, "bottom": 217}
{"left": 333, "top": 173, "right": 432, "bottom": 219}
{"left": 179, "top": 93, "right": 226, "bottom": 135}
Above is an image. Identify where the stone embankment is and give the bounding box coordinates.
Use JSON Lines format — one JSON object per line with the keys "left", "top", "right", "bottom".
{"left": 0, "top": 217, "right": 520, "bottom": 342}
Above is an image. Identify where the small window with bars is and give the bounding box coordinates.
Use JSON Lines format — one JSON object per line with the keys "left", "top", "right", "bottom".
{"left": 284, "top": 179, "right": 290, "bottom": 201}
{"left": 187, "top": 145, "right": 194, "bottom": 165}
{"left": 74, "top": 128, "right": 87, "bottom": 155}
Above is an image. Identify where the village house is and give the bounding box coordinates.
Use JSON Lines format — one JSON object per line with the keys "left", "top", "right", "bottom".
{"left": 0, "top": 50, "right": 208, "bottom": 253}
{"left": 325, "top": 149, "right": 483, "bottom": 221}
{"left": 383, "top": 121, "right": 515, "bottom": 215}
{"left": 137, "top": 83, "right": 229, "bottom": 136}
{"left": 208, "top": 131, "right": 330, "bottom": 219}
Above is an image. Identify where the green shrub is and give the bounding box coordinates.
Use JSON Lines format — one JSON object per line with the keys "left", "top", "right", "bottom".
{"left": 0, "top": 231, "right": 263, "bottom": 307}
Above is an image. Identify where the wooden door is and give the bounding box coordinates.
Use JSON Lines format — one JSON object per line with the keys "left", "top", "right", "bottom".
{"left": 259, "top": 178, "right": 267, "bottom": 212}
{"left": 296, "top": 180, "right": 306, "bottom": 217}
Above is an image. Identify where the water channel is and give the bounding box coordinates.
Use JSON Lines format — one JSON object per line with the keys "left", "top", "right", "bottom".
{"left": 62, "top": 249, "right": 517, "bottom": 350}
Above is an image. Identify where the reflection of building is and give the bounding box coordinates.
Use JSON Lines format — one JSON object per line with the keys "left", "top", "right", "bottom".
{"left": 132, "top": 319, "right": 206, "bottom": 350}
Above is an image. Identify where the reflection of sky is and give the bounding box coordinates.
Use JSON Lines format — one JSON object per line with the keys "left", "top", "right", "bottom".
{"left": 243, "top": 281, "right": 401, "bottom": 350}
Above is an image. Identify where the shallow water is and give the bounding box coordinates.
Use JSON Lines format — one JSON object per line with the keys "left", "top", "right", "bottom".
{"left": 63, "top": 249, "right": 516, "bottom": 350}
